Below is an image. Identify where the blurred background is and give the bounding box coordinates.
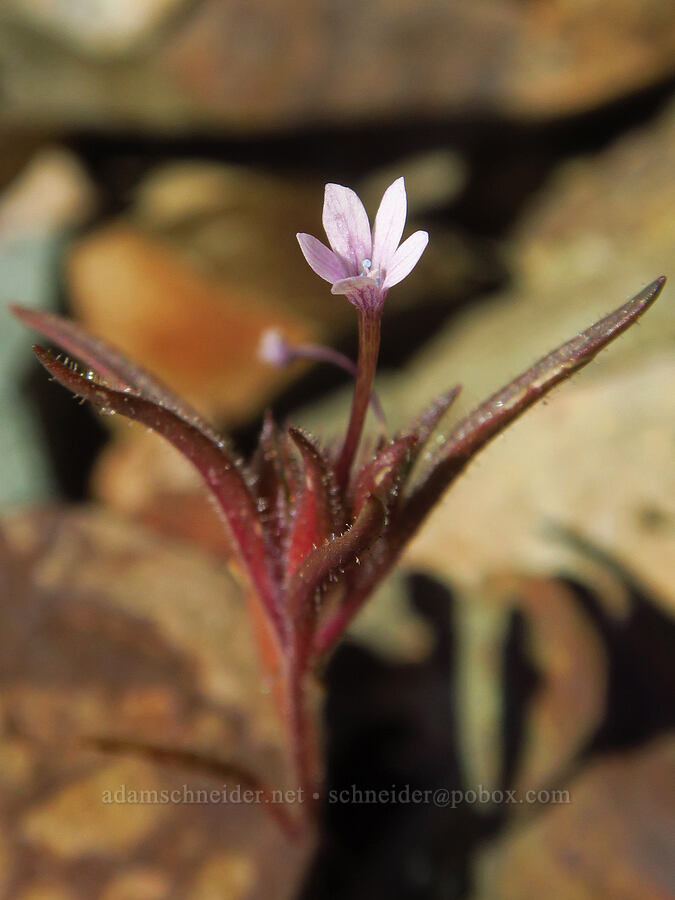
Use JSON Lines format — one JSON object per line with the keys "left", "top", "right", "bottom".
{"left": 0, "top": 2, "right": 673, "bottom": 898}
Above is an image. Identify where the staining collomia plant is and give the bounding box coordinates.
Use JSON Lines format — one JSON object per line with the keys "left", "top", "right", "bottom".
{"left": 12, "top": 177, "right": 666, "bottom": 827}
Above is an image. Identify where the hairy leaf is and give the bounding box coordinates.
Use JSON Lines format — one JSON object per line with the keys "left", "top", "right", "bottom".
{"left": 12, "top": 304, "right": 222, "bottom": 442}
{"left": 398, "top": 276, "right": 666, "bottom": 543}
{"left": 33, "top": 346, "right": 286, "bottom": 641}
{"left": 286, "top": 428, "right": 338, "bottom": 579}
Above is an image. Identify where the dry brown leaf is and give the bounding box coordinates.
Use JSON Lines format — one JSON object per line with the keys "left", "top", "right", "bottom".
{"left": 456, "top": 576, "right": 607, "bottom": 796}
{"left": 473, "top": 736, "right": 675, "bottom": 900}
{"left": 0, "top": 505, "right": 312, "bottom": 897}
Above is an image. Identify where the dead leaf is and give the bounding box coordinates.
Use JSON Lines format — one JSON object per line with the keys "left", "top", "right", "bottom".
{"left": 473, "top": 736, "right": 675, "bottom": 900}
{"left": 0, "top": 505, "right": 313, "bottom": 897}
{"left": 455, "top": 576, "right": 608, "bottom": 795}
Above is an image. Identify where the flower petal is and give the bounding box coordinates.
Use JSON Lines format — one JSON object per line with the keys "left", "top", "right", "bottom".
{"left": 296, "top": 233, "right": 347, "bottom": 283}
{"left": 330, "top": 275, "right": 373, "bottom": 296}
{"left": 372, "top": 177, "right": 407, "bottom": 270}
{"left": 382, "top": 230, "right": 429, "bottom": 289}
{"left": 322, "top": 183, "right": 372, "bottom": 274}
{"left": 331, "top": 275, "right": 383, "bottom": 311}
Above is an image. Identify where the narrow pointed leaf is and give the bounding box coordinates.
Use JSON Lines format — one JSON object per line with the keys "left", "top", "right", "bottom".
{"left": 33, "top": 347, "right": 285, "bottom": 641}
{"left": 11, "top": 305, "right": 222, "bottom": 443}
{"left": 289, "top": 495, "right": 386, "bottom": 627}
{"left": 313, "top": 542, "right": 390, "bottom": 656}
{"left": 286, "top": 428, "right": 338, "bottom": 578}
{"left": 401, "top": 384, "right": 462, "bottom": 476}
{"left": 249, "top": 412, "right": 290, "bottom": 539}
{"left": 350, "top": 434, "right": 417, "bottom": 518}
{"left": 400, "top": 276, "right": 667, "bottom": 541}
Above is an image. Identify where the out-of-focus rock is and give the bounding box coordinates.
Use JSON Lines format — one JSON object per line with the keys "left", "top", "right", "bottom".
{"left": 0, "top": 505, "right": 312, "bottom": 897}
{"left": 0, "top": 146, "right": 95, "bottom": 239}
{"left": 346, "top": 569, "right": 435, "bottom": 664}
{"left": 473, "top": 737, "right": 675, "bottom": 900}
{"left": 0, "top": 130, "right": 51, "bottom": 190}
{"left": 1, "top": 0, "right": 674, "bottom": 130}
{"left": 5, "top": 0, "right": 189, "bottom": 56}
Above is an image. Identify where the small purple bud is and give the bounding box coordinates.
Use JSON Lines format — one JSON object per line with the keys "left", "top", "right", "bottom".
{"left": 258, "top": 329, "right": 293, "bottom": 368}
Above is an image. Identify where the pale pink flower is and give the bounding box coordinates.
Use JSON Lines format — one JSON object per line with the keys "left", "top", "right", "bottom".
{"left": 297, "top": 177, "right": 428, "bottom": 310}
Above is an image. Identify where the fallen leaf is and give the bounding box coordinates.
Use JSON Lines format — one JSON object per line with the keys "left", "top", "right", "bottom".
{"left": 473, "top": 736, "right": 675, "bottom": 900}
{"left": 0, "top": 505, "right": 313, "bottom": 896}
{"left": 455, "top": 575, "right": 607, "bottom": 796}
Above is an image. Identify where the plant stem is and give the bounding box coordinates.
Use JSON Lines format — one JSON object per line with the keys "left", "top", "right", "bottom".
{"left": 335, "top": 308, "right": 382, "bottom": 490}
{"left": 291, "top": 341, "right": 387, "bottom": 429}
{"left": 287, "top": 655, "right": 321, "bottom": 818}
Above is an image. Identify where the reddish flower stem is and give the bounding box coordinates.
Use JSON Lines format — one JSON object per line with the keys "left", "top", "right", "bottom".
{"left": 286, "top": 658, "right": 321, "bottom": 817}
{"left": 291, "top": 340, "right": 387, "bottom": 428}
{"left": 335, "top": 309, "right": 382, "bottom": 489}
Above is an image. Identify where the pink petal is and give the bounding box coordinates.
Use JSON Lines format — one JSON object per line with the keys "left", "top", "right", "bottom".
{"left": 330, "top": 275, "right": 373, "bottom": 296}
{"left": 382, "top": 231, "right": 429, "bottom": 289}
{"left": 372, "top": 177, "right": 407, "bottom": 270}
{"left": 297, "top": 232, "right": 347, "bottom": 283}
{"left": 331, "top": 275, "right": 383, "bottom": 311}
{"left": 322, "top": 184, "right": 372, "bottom": 274}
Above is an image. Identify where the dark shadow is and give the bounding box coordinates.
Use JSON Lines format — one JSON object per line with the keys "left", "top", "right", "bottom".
{"left": 19, "top": 358, "right": 108, "bottom": 501}
{"left": 301, "top": 573, "right": 489, "bottom": 900}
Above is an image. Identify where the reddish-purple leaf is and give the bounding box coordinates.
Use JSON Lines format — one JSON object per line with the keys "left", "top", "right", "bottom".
{"left": 286, "top": 428, "right": 338, "bottom": 578}
{"left": 33, "top": 346, "right": 286, "bottom": 643}
{"left": 313, "top": 539, "right": 390, "bottom": 656}
{"left": 398, "top": 276, "right": 667, "bottom": 544}
{"left": 12, "top": 305, "right": 221, "bottom": 443}
{"left": 403, "top": 385, "right": 462, "bottom": 470}
{"left": 248, "top": 411, "right": 291, "bottom": 575}
{"left": 289, "top": 495, "right": 386, "bottom": 630}
{"left": 350, "top": 434, "right": 417, "bottom": 518}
